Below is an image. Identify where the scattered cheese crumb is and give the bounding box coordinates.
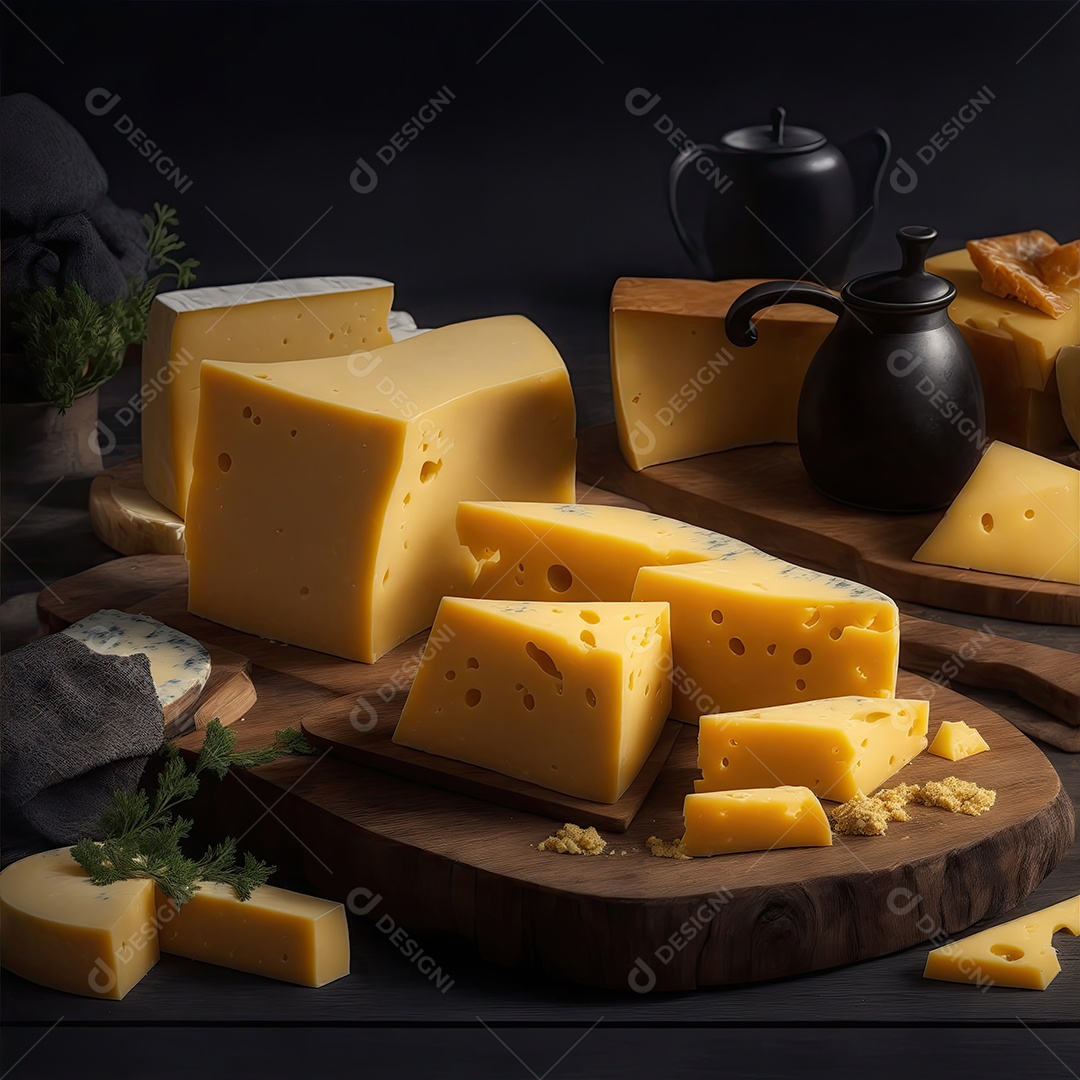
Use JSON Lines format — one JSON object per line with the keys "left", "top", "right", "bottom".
{"left": 538, "top": 822, "right": 607, "bottom": 855}
{"left": 874, "top": 782, "right": 921, "bottom": 822}
{"left": 646, "top": 835, "right": 691, "bottom": 860}
{"left": 830, "top": 794, "right": 891, "bottom": 836}
{"left": 913, "top": 777, "right": 996, "bottom": 816}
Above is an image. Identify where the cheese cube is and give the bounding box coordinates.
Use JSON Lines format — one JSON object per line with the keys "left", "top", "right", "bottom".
{"left": 924, "top": 894, "right": 1079, "bottom": 991}
{"left": 633, "top": 556, "right": 899, "bottom": 721}
{"left": 392, "top": 597, "right": 672, "bottom": 802}
{"left": 186, "top": 317, "right": 576, "bottom": 663}
{"left": 610, "top": 277, "right": 836, "bottom": 470}
{"left": 142, "top": 277, "right": 395, "bottom": 517}
{"left": 1057, "top": 344, "right": 1080, "bottom": 446}
{"left": 913, "top": 441, "right": 1080, "bottom": 586}
{"left": 928, "top": 720, "right": 990, "bottom": 761}
{"left": 695, "top": 697, "right": 929, "bottom": 803}
{"left": 681, "top": 786, "right": 832, "bottom": 857}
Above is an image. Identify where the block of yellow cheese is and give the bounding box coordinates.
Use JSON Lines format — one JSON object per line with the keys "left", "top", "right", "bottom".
{"left": 186, "top": 317, "right": 576, "bottom": 663}
{"left": 924, "top": 894, "right": 1079, "bottom": 990}
{"left": 1057, "top": 344, "right": 1080, "bottom": 446}
{"left": 928, "top": 720, "right": 990, "bottom": 761}
{"left": 156, "top": 883, "right": 349, "bottom": 987}
{"left": 925, "top": 249, "right": 1079, "bottom": 452}
{"left": 0, "top": 847, "right": 159, "bottom": 1000}
{"left": 695, "top": 696, "right": 929, "bottom": 803}
{"left": 143, "top": 277, "right": 396, "bottom": 517}
{"left": 913, "top": 441, "right": 1079, "bottom": 586}
{"left": 392, "top": 597, "right": 672, "bottom": 802}
{"left": 610, "top": 277, "right": 837, "bottom": 470}
{"left": 681, "top": 786, "right": 832, "bottom": 857}
{"left": 633, "top": 555, "right": 899, "bottom": 721}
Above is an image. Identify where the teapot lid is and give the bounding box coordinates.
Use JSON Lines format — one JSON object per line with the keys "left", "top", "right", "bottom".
{"left": 721, "top": 106, "right": 826, "bottom": 154}
{"left": 844, "top": 226, "right": 956, "bottom": 310}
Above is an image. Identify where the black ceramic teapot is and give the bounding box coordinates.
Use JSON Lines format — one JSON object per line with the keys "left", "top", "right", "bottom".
{"left": 669, "top": 107, "right": 890, "bottom": 286}
{"left": 725, "top": 226, "right": 986, "bottom": 513}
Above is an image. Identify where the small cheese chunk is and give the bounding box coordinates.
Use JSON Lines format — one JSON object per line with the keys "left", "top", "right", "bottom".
{"left": 928, "top": 720, "right": 990, "bottom": 761}
{"left": 913, "top": 441, "right": 1080, "bottom": 586}
{"left": 681, "top": 786, "right": 832, "bottom": 857}
{"left": 1058, "top": 344, "right": 1080, "bottom": 447}
{"left": 392, "top": 597, "right": 672, "bottom": 803}
{"left": 924, "top": 894, "right": 1080, "bottom": 990}
{"left": 610, "top": 277, "right": 836, "bottom": 470}
{"left": 0, "top": 848, "right": 159, "bottom": 1000}
{"left": 142, "top": 277, "right": 395, "bottom": 517}
{"left": 695, "top": 697, "right": 929, "bottom": 803}
{"left": 156, "top": 884, "right": 349, "bottom": 987}
{"left": 186, "top": 317, "right": 576, "bottom": 663}
{"left": 89, "top": 459, "right": 187, "bottom": 556}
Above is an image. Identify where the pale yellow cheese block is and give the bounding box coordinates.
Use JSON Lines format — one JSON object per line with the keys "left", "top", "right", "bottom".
{"left": 157, "top": 883, "right": 349, "bottom": 987}
{"left": 633, "top": 555, "right": 898, "bottom": 721}
{"left": 392, "top": 597, "right": 672, "bottom": 802}
{"left": 142, "top": 277, "right": 395, "bottom": 517}
{"left": 928, "top": 720, "right": 990, "bottom": 761}
{"left": 1057, "top": 344, "right": 1080, "bottom": 446}
{"left": 186, "top": 317, "right": 577, "bottom": 663}
{"left": 681, "top": 786, "right": 832, "bottom": 857}
{"left": 913, "top": 441, "right": 1080, "bottom": 586}
{"left": 89, "top": 458, "right": 186, "bottom": 556}
{"left": 610, "top": 277, "right": 837, "bottom": 470}
{"left": 695, "top": 696, "right": 929, "bottom": 803}
{"left": 924, "top": 894, "right": 1080, "bottom": 990}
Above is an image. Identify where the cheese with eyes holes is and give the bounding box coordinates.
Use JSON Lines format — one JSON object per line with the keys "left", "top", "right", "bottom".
{"left": 681, "top": 786, "right": 832, "bottom": 857}
{"left": 695, "top": 696, "right": 929, "bottom": 802}
{"left": 392, "top": 597, "right": 672, "bottom": 802}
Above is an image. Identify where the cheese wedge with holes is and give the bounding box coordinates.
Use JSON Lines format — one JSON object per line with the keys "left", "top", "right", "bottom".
{"left": 143, "top": 277, "right": 395, "bottom": 517}
{"left": 928, "top": 720, "right": 990, "bottom": 761}
{"left": 695, "top": 697, "right": 929, "bottom": 802}
{"left": 186, "top": 317, "right": 576, "bottom": 663}
{"left": 1058, "top": 344, "right": 1080, "bottom": 446}
{"left": 924, "top": 894, "right": 1080, "bottom": 990}
{"left": 681, "top": 786, "right": 832, "bottom": 857}
{"left": 913, "top": 441, "right": 1080, "bottom": 585}
{"left": 392, "top": 597, "right": 672, "bottom": 802}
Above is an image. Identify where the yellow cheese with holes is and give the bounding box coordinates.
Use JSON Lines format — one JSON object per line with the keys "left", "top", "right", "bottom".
{"left": 392, "top": 597, "right": 672, "bottom": 802}
{"left": 610, "top": 277, "right": 837, "bottom": 470}
{"left": 681, "top": 786, "right": 832, "bottom": 857}
{"left": 695, "top": 697, "right": 929, "bottom": 803}
{"left": 928, "top": 720, "right": 990, "bottom": 761}
{"left": 1058, "top": 344, "right": 1080, "bottom": 446}
{"left": 633, "top": 556, "right": 899, "bottom": 721}
{"left": 156, "top": 883, "right": 349, "bottom": 987}
{"left": 186, "top": 317, "right": 576, "bottom": 663}
{"left": 913, "top": 441, "right": 1080, "bottom": 586}
{"left": 143, "top": 277, "right": 396, "bottom": 517}
{"left": 924, "top": 894, "right": 1080, "bottom": 990}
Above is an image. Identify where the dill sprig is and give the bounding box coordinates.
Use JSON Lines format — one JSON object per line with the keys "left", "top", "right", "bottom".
{"left": 70, "top": 719, "right": 316, "bottom": 905}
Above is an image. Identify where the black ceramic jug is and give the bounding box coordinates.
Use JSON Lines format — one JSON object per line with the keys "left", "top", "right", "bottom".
{"left": 725, "top": 226, "right": 986, "bottom": 513}
{"left": 668, "top": 107, "right": 890, "bottom": 286}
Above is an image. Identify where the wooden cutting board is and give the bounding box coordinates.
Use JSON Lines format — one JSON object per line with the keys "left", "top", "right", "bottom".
{"left": 577, "top": 424, "right": 1080, "bottom": 626}
{"left": 37, "top": 556, "right": 1074, "bottom": 990}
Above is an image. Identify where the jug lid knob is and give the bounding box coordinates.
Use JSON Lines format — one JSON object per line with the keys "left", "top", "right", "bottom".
{"left": 721, "top": 107, "right": 826, "bottom": 154}
{"left": 843, "top": 225, "right": 956, "bottom": 310}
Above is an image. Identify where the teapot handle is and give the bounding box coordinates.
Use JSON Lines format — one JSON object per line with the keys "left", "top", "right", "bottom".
{"left": 839, "top": 127, "right": 891, "bottom": 252}
{"left": 724, "top": 281, "right": 846, "bottom": 347}
{"left": 667, "top": 143, "right": 723, "bottom": 275}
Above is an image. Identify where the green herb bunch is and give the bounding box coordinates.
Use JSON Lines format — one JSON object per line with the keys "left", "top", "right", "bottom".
{"left": 70, "top": 719, "right": 315, "bottom": 906}
{"left": 10, "top": 203, "right": 199, "bottom": 411}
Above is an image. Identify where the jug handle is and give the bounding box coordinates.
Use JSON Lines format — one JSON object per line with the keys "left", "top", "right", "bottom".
{"left": 839, "top": 127, "right": 891, "bottom": 252}
{"left": 725, "top": 281, "right": 845, "bottom": 347}
{"left": 668, "top": 143, "right": 723, "bottom": 275}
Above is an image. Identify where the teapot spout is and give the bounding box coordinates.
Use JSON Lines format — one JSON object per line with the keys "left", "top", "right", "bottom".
{"left": 839, "top": 127, "right": 891, "bottom": 252}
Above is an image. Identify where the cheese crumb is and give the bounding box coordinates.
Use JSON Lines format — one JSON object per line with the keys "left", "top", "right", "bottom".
{"left": 538, "top": 822, "right": 607, "bottom": 855}
{"left": 646, "top": 835, "right": 691, "bottom": 860}
{"left": 831, "top": 782, "right": 920, "bottom": 836}
{"left": 913, "top": 777, "right": 996, "bottom": 816}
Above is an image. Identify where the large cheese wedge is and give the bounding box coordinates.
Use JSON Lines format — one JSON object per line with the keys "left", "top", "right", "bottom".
{"left": 681, "top": 786, "right": 832, "bottom": 857}
{"left": 610, "top": 277, "right": 837, "bottom": 470}
{"left": 142, "top": 277, "right": 395, "bottom": 517}
{"left": 0, "top": 848, "right": 159, "bottom": 1000}
{"left": 926, "top": 250, "right": 1079, "bottom": 452}
{"left": 913, "top": 441, "right": 1080, "bottom": 586}
{"left": 695, "top": 697, "right": 929, "bottom": 803}
{"left": 632, "top": 555, "right": 898, "bottom": 721}
{"left": 157, "top": 883, "right": 349, "bottom": 987}
{"left": 924, "top": 894, "right": 1080, "bottom": 990}
{"left": 1057, "top": 344, "right": 1080, "bottom": 446}
{"left": 186, "top": 317, "right": 576, "bottom": 663}
{"left": 392, "top": 597, "right": 672, "bottom": 802}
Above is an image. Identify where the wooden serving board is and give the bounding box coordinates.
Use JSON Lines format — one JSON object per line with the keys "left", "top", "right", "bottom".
{"left": 37, "top": 556, "right": 1075, "bottom": 989}
{"left": 577, "top": 424, "right": 1080, "bottom": 626}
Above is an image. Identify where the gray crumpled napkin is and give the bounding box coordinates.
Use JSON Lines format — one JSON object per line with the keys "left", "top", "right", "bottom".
{"left": 1, "top": 633, "right": 165, "bottom": 866}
